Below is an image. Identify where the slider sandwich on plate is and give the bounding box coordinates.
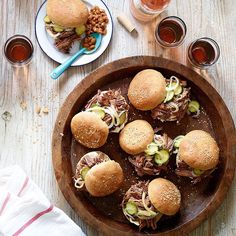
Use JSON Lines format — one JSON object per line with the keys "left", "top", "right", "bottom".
{"left": 45, "top": 0, "right": 89, "bottom": 53}
{"left": 73, "top": 151, "right": 123, "bottom": 197}
{"left": 128, "top": 69, "right": 191, "bottom": 123}
{"left": 122, "top": 178, "right": 181, "bottom": 230}
{"left": 70, "top": 89, "right": 129, "bottom": 148}
{"left": 174, "top": 130, "right": 219, "bottom": 184}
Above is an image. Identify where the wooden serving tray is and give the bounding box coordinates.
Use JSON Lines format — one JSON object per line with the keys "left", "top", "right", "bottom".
{"left": 52, "top": 56, "right": 236, "bottom": 236}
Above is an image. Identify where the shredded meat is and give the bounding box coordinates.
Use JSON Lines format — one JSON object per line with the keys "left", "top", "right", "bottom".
{"left": 75, "top": 152, "right": 108, "bottom": 179}
{"left": 122, "top": 181, "right": 162, "bottom": 230}
{"left": 129, "top": 133, "right": 173, "bottom": 176}
{"left": 175, "top": 159, "right": 215, "bottom": 184}
{"left": 85, "top": 89, "right": 129, "bottom": 112}
{"left": 54, "top": 31, "right": 80, "bottom": 54}
{"left": 151, "top": 80, "right": 190, "bottom": 123}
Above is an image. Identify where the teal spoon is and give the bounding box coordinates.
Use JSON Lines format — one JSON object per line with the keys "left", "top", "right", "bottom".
{"left": 50, "top": 33, "right": 102, "bottom": 80}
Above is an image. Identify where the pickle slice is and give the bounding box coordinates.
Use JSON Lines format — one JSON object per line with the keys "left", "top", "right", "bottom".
{"left": 91, "top": 108, "right": 105, "bottom": 119}
{"left": 174, "top": 85, "right": 183, "bottom": 95}
{"left": 53, "top": 25, "right": 64, "bottom": 32}
{"left": 188, "top": 100, "right": 200, "bottom": 113}
{"left": 193, "top": 168, "right": 204, "bottom": 176}
{"left": 164, "top": 91, "right": 175, "bottom": 103}
{"left": 44, "top": 15, "right": 51, "bottom": 23}
{"left": 125, "top": 202, "right": 138, "bottom": 215}
{"left": 154, "top": 150, "right": 169, "bottom": 165}
{"left": 80, "top": 167, "right": 90, "bottom": 180}
{"left": 75, "top": 25, "right": 86, "bottom": 35}
{"left": 145, "top": 142, "right": 158, "bottom": 156}
{"left": 173, "top": 135, "right": 185, "bottom": 148}
{"left": 119, "top": 112, "right": 127, "bottom": 125}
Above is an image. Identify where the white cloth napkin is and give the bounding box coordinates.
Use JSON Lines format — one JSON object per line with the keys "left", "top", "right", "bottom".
{"left": 0, "top": 166, "right": 85, "bottom": 236}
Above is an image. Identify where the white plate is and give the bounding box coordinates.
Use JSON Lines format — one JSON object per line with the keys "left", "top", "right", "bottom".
{"left": 35, "top": 0, "right": 113, "bottom": 66}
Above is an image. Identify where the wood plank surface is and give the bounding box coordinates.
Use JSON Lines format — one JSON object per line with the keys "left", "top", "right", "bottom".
{"left": 0, "top": 0, "right": 235, "bottom": 235}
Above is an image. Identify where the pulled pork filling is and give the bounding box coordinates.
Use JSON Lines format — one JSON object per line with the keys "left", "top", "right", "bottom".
{"left": 122, "top": 181, "right": 162, "bottom": 230}
{"left": 85, "top": 89, "right": 129, "bottom": 133}
{"left": 74, "top": 152, "right": 110, "bottom": 189}
{"left": 151, "top": 79, "right": 190, "bottom": 123}
{"left": 175, "top": 155, "right": 215, "bottom": 184}
{"left": 129, "top": 133, "right": 173, "bottom": 176}
{"left": 46, "top": 25, "right": 80, "bottom": 54}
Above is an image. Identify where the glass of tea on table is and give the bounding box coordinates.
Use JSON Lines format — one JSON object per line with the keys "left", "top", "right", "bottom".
{"left": 188, "top": 37, "right": 220, "bottom": 69}
{"left": 4, "top": 35, "right": 34, "bottom": 67}
{"left": 155, "top": 16, "right": 187, "bottom": 48}
{"left": 130, "top": 0, "right": 171, "bottom": 22}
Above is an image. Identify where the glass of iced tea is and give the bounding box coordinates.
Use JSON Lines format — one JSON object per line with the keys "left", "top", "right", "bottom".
{"left": 187, "top": 37, "right": 220, "bottom": 69}
{"left": 155, "top": 16, "right": 187, "bottom": 48}
{"left": 130, "top": 0, "right": 171, "bottom": 22}
{"left": 4, "top": 35, "right": 34, "bottom": 67}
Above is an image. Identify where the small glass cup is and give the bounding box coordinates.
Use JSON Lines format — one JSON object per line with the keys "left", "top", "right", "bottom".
{"left": 4, "top": 35, "right": 34, "bottom": 67}
{"left": 155, "top": 16, "right": 187, "bottom": 48}
{"left": 187, "top": 37, "right": 220, "bottom": 69}
{"left": 130, "top": 0, "right": 171, "bottom": 22}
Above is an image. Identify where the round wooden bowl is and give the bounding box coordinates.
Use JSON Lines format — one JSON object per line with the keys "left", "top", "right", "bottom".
{"left": 52, "top": 56, "right": 236, "bottom": 236}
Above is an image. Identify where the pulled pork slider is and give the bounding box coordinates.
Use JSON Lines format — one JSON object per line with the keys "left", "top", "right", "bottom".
{"left": 45, "top": 0, "right": 89, "bottom": 53}
{"left": 174, "top": 130, "right": 219, "bottom": 184}
{"left": 129, "top": 132, "right": 173, "bottom": 176}
{"left": 85, "top": 89, "right": 129, "bottom": 133}
{"left": 71, "top": 112, "right": 109, "bottom": 148}
{"left": 122, "top": 178, "right": 181, "bottom": 230}
{"left": 128, "top": 69, "right": 167, "bottom": 111}
{"left": 119, "top": 120, "right": 154, "bottom": 155}
{"left": 74, "top": 151, "right": 123, "bottom": 197}
{"left": 151, "top": 76, "right": 190, "bottom": 123}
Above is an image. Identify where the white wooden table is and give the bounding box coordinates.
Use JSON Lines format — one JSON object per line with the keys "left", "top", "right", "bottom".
{"left": 0, "top": 0, "right": 235, "bottom": 235}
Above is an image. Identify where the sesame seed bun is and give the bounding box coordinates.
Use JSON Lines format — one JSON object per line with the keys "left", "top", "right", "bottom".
{"left": 85, "top": 160, "right": 124, "bottom": 197}
{"left": 179, "top": 130, "right": 219, "bottom": 170}
{"left": 119, "top": 120, "right": 154, "bottom": 155}
{"left": 128, "top": 69, "right": 167, "bottom": 111}
{"left": 71, "top": 112, "right": 109, "bottom": 148}
{"left": 47, "top": 0, "right": 89, "bottom": 28}
{"left": 148, "top": 178, "right": 181, "bottom": 216}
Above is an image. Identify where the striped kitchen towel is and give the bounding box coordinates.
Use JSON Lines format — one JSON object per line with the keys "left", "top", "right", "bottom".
{"left": 0, "top": 166, "right": 85, "bottom": 236}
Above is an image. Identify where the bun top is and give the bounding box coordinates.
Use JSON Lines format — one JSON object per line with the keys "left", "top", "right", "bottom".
{"left": 85, "top": 160, "right": 124, "bottom": 197}
{"left": 47, "top": 0, "right": 89, "bottom": 28}
{"left": 128, "top": 69, "right": 167, "bottom": 111}
{"left": 148, "top": 178, "right": 181, "bottom": 216}
{"left": 119, "top": 120, "right": 154, "bottom": 155}
{"left": 70, "top": 112, "right": 109, "bottom": 148}
{"left": 179, "top": 130, "right": 219, "bottom": 170}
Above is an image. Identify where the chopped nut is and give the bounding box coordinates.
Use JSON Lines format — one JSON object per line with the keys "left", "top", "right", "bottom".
{"left": 60, "top": 133, "right": 64, "bottom": 137}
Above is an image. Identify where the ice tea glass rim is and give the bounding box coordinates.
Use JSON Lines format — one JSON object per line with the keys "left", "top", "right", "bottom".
{"left": 187, "top": 37, "right": 220, "bottom": 69}
{"left": 3, "top": 34, "right": 34, "bottom": 66}
{"left": 155, "top": 15, "right": 187, "bottom": 48}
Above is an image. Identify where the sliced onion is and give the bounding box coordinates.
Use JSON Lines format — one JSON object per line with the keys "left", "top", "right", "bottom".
{"left": 192, "top": 108, "right": 201, "bottom": 118}
{"left": 142, "top": 192, "right": 157, "bottom": 216}
{"left": 154, "top": 135, "right": 165, "bottom": 147}
{"left": 74, "top": 177, "right": 85, "bottom": 189}
{"left": 168, "top": 102, "right": 179, "bottom": 112}
{"left": 103, "top": 107, "right": 115, "bottom": 129}
{"left": 166, "top": 76, "right": 180, "bottom": 92}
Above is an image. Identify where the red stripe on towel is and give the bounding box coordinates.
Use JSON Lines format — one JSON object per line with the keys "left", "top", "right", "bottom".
{"left": 0, "top": 192, "right": 10, "bottom": 216}
{"left": 12, "top": 204, "right": 54, "bottom": 236}
{"left": 17, "top": 176, "right": 29, "bottom": 197}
